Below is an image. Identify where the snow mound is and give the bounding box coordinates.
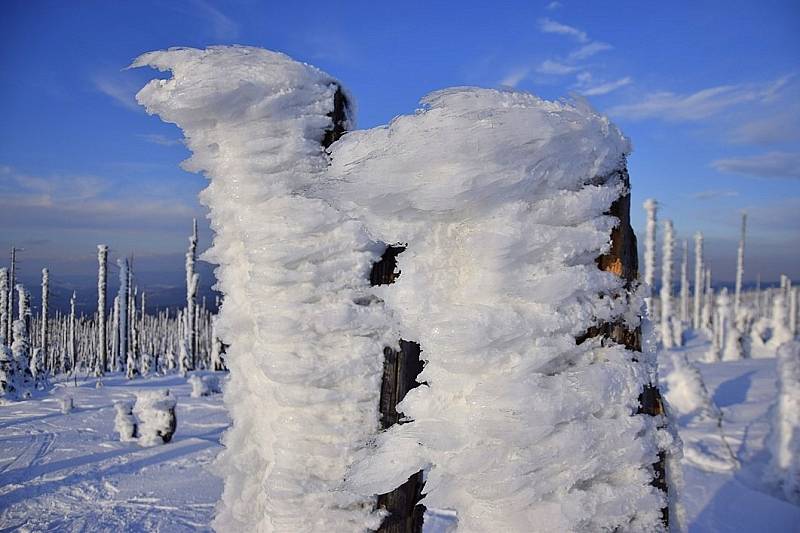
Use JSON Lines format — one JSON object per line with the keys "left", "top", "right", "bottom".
{"left": 188, "top": 373, "right": 222, "bottom": 398}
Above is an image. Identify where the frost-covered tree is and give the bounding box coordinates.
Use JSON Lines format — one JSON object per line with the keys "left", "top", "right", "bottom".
{"left": 68, "top": 291, "right": 76, "bottom": 372}
{"left": 693, "top": 232, "right": 704, "bottom": 330}
{"left": 210, "top": 316, "right": 225, "bottom": 371}
{"left": 661, "top": 219, "right": 676, "bottom": 348}
{"left": 136, "top": 46, "right": 677, "bottom": 533}
{"left": 185, "top": 219, "right": 198, "bottom": 368}
{"left": 96, "top": 245, "right": 108, "bottom": 375}
{"left": 40, "top": 268, "right": 49, "bottom": 372}
{"left": 680, "top": 240, "right": 689, "bottom": 323}
{"left": 11, "top": 284, "right": 32, "bottom": 396}
{"left": 766, "top": 341, "right": 800, "bottom": 504}
{"left": 117, "top": 259, "right": 134, "bottom": 379}
{"left": 643, "top": 199, "right": 657, "bottom": 312}
{"left": 734, "top": 213, "right": 747, "bottom": 314}
{"left": 0, "top": 267, "right": 8, "bottom": 347}
{"left": 7, "top": 248, "right": 18, "bottom": 344}
{"left": 718, "top": 289, "right": 743, "bottom": 361}
{"left": 768, "top": 293, "right": 793, "bottom": 350}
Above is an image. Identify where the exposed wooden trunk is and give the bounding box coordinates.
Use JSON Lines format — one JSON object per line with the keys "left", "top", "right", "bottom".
{"left": 371, "top": 246, "right": 426, "bottom": 533}
{"left": 592, "top": 167, "right": 669, "bottom": 526}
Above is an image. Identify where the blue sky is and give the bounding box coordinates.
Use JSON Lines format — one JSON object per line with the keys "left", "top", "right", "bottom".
{"left": 1, "top": 0, "right": 799, "bottom": 298}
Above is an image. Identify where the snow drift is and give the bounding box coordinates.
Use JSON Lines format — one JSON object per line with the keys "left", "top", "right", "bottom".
{"left": 136, "top": 46, "right": 672, "bottom": 532}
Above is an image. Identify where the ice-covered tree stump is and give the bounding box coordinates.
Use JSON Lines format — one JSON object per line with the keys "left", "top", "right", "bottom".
{"left": 136, "top": 46, "right": 677, "bottom": 533}
{"left": 134, "top": 390, "right": 177, "bottom": 446}
{"left": 114, "top": 400, "right": 138, "bottom": 442}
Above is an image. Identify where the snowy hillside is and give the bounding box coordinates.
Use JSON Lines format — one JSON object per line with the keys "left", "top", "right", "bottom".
{"left": 1, "top": 338, "right": 798, "bottom": 531}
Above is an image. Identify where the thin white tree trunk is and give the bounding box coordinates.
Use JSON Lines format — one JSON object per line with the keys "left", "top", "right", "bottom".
{"left": 734, "top": 213, "right": 747, "bottom": 314}
{"left": 97, "top": 245, "right": 108, "bottom": 375}
{"left": 40, "top": 268, "right": 49, "bottom": 373}
{"left": 693, "top": 232, "right": 703, "bottom": 330}
{"left": 661, "top": 219, "right": 675, "bottom": 348}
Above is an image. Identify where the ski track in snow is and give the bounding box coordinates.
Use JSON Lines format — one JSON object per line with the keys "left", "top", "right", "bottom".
{"left": 1, "top": 338, "right": 799, "bottom": 532}
{"left": 0, "top": 373, "right": 227, "bottom": 532}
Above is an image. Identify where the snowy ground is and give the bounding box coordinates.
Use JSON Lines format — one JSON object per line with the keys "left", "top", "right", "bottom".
{"left": 1, "top": 340, "right": 799, "bottom": 532}
{"left": 0, "top": 373, "right": 227, "bottom": 532}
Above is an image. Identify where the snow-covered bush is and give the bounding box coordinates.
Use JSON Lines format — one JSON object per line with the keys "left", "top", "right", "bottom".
{"left": 766, "top": 341, "right": 800, "bottom": 504}
{"left": 114, "top": 400, "right": 138, "bottom": 442}
{"left": 665, "top": 354, "right": 720, "bottom": 420}
{"left": 768, "top": 293, "right": 793, "bottom": 351}
{"left": 136, "top": 46, "right": 674, "bottom": 532}
{"left": 134, "top": 389, "right": 177, "bottom": 446}
{"left": 59, "top": 396, "right": 74, "bottom": 414}
{"left": 0, "top": 343, "right": 19, "bottom": 400}
{"left": 188, "top": 373, "right": 222, "bottom": 398}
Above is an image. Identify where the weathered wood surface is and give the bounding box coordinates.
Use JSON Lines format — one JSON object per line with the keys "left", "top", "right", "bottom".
{"left": 370, "top": 245, "right": 426, "bottom": 533}
{"left": 593, "top": 167, "right": 669, "bottom": 525}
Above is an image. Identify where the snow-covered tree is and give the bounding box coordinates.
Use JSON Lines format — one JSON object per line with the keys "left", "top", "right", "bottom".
{"left": 68, "top": 291, "right": 76, "bottom": 373}
{"left": 11, "top": 284, "right": 32, "bottom": 396}
{"left": 118, "top": 259, "right": 134, "bottom": 379}
{"left": 661, "top": 219, "right": 676, "bottom": 348}
{"left": 0, "top": 267, "right": 8, "bottom": 347}
{"left": 643, "top": 198, "right": 657, "bottom": 311}
{"left": 768, "top": 293, "right": 793, "bottom": 350}
{"left": 734, "top": 213, "right": 747, "bottom": 314}
{"left": 693, "top": 232, "right": 703, "bottom": 331}
{"left": 718, "top": 289, "right": 743, "bottom": 361}
{"left": 136, "top": 45, "right": 678, "bottom": 533}
{"left": 96, "top": 245, "right": 108, "bottom": 375}
{"left": 7, "top": 248, "right": 18, "bottom": 344}
{"left": 766, "top": 341, "right": 800, "bottom": 504}
{"left": 40, "top": 268, "right": 49, "bottom": 373}
{"left": 185, "top": 219, "right": 198, "bottom": 369}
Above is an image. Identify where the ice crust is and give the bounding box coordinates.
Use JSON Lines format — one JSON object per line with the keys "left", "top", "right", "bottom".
{"left": 136, "top": 46, "right": 667, "bottom": 532}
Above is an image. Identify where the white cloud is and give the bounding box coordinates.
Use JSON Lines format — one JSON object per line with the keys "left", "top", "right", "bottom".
{"left": 546, "top": 1, "right": 562, "bottom": 10}
{"left": 537, "top": 18, "right": 588, "bottom": 43}
{"left": 689, "top": 190, "right": 740, "bottom": 200}
{"left": 580, "top": 76, "right": 632, "bottom": 96}
{"left": 536, "top": 60, "right": 580, "bottom": 76}
{"left": 499, "top": 67, "right": 531, "bottom": 87}
{"left": 93, "top": 75, "right": 141, "bottom": 111}
{"left": 711, "top": 151, "right": 800, "bottom": 179}
{"left": 568, "top": 41, "right": 613, "bottom": 61}
{"left": 607, "top": 77, "right": 789, "bottom": 121}
{"left": 137, "top": 133, "right": 183, "bottom": 147}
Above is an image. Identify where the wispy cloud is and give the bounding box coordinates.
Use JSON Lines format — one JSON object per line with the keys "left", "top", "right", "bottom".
{"left": 93, "top": 74, "right": 141, "bottom": 111}
{"left": 537, "top": 18, "right": 588, "bottom": 43}
{"left": 711, "top": 151, "right": 800, "bottom": 179}
{"left": 689, "top": 189, "right": 740, "bottom": 200}
{"left": 580, "top": 76, "right": 632, "bottom": 96}
{"left": 536, "top": 60, "right": 580, "bottom": 76}
{"left": 137, "top": 133, "right": 183, "bottom": 147}
{"left": 568, "top": 41, "right": 613, "bottom": 61}
{"left": 545, "top": 1, "right": 562, "bottom": 10}
{"left": 0, "top": 166, "right": 200, "bottom": 232}
{"left": 607, "top": 77, "right": 790, "bottom": 121}
{"left": 190, "top": 0, "right": 238, "bottom": 40}
{"left": 500, "top": 67, "right": 531, "bottom": 87}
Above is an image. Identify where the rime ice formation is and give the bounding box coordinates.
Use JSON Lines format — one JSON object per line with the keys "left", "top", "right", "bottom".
{"left": 767, "top": 341, "right": 800, "bottom": 504}
{"left": 135, "top": 47, "right": 392, "bottom": 532}
{"left": 137, "top": 47, "right": 672, "bottom": 533}
{"left": 326, "top": 88, "right": 669, "bottom": 531}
